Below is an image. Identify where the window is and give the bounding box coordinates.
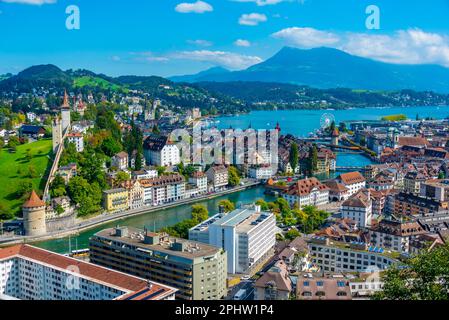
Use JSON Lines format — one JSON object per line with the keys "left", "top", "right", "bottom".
{"left": 316, "top": 281, "right": 324, "bottom": 287}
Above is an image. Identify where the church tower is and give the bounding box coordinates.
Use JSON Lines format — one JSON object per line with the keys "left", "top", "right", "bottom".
{"left": 22, "top": 190, "right": 47, "bottom": 237}
{"left": 61, "top": 90, "right": 71, "bottom": 135}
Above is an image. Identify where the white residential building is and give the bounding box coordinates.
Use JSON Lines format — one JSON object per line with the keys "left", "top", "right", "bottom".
{"left": 249, "top": 165, "right": 274, "bottom": 180}
{"left": 341, "top": 189, "right": 373, "bottom": 228}
{"left": 144, "top": 135, "right": 180, "bottom": 167}
{"left": 368, "top": 219, "right": 426, "bottom": 254}
{"left": 188, "top": 172, "right": 208, "bottom": 195}
{"left": 112, "top": 152, "right": 129, "bottom": 171}
{"left": 189, "top": 205, "right": 276, "bottom": 274}
{"left": 282, "top": 178, "right": 330, "bottom": 208}
{"left": 139, "top": 174, "right": 185, "bottom": 206}
{"left": 66, "top": 132, "right": 84, "bottom": 152}
{"left": 0, "top": 244, "right": 176, "bottom": 300}
{"left": 206, "top": 165, "right": 229, "bottom": 192}
{"left": 336, "top": 172, "right": 366, "bottom": 196}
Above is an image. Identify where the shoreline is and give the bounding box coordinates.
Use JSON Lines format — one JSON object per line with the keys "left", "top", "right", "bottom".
{"left": 0, "top": 181, "right": 262, "bottom": 247}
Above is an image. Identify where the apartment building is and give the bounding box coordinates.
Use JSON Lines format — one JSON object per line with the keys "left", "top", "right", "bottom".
{"left": 103, "top": 188, "right": 129, "bottom": 212}
{"left": 139, "top": 174, "right": 185, "bottom": 206}
{"left": 341, "top": 189, "right": 373, "bottom": 228}
{"left": 189, "top": 205, "right": 276, "bottom": 274}
{"left": 89, "top": 227, "right": 227, "bottom": 300}
{"left": 121, "top": 180, "right": 144, "bottom": 210}
{"left": 308, "top": 237, "right": 400, "bottom": 273}
{"left": 206, "top": 165, "right": 229, "bottom": 192}
{"left": 112, "top": 152, "right": 129, "bottom": 171}
{"left": 336, "top": 172, "right": 366, "bottom": 196}
{"left": 420, "top": 179, "right": 449, "bottom": 202}
{"left": 392, "top": 192, "right": 448, "bottom": 216}
{"left": 0, "top": 244, "right": 176, "bottom": 300}
{"left": 368, "top": 219, "right": 427, "bottom": 254}
{"left": 404, "top": 171, "right": 428, "bottom": 195}
{"left": 66, "top": 132, "right": 84, "bottom": 152}
{"left": 248, "top": 165, "right": 275, "bottom": 180}
{"left": 188, "top": 171, "right": 208, "bottom": 195}
{"left": 144, "top": 135, "right": 180, "bottom": 167}
{"left": 281, "top": 177, "right": 329, "bottom": 208}
{"left": 254, "top": 260, "right": 292, "bottom": 300}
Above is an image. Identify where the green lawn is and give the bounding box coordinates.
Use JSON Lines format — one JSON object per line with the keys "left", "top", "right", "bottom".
{"left": 0, "top": 139, "right": 53, "bottom": 217}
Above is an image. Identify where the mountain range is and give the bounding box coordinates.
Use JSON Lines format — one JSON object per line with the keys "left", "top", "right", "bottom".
{"left": 171, "top": 47, "right": 449, "bottom": 93}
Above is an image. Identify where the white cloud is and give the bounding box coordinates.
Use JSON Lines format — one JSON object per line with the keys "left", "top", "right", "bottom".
{"left": 170, "top": 50, "right": 262, "bottom": 69}
{"left": 175, "top": 1, "right": 213, "bottom": 13}
{"left": 272, "top": 27, "right": 449, "bottom": 67}
{"left": 231, "top": 0, "right": 305, "bottom": 6}
{"left": 130, "top": 52, "right": 170, "bottom": 62}
{"left": 272, "top": 27, "right": 340, "bottom": 48}
{"left": 187, "top": 39, "right": 213, "bottom": 47}
{"left": 234, "top": 39, "right": 251, "bottom": 47}
{"left": 239, "top": 13, "right": 267, "bottom": 26}
{"left": 1, "top": 0, "right": 55, "bottom": 4}
{"left": 111, "top": 56, "right": 121, "bottom": 62}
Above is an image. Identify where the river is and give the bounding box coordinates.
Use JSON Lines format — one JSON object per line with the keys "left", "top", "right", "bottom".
{"left": 35, "top": 186, "right": 275, "bottom": 254}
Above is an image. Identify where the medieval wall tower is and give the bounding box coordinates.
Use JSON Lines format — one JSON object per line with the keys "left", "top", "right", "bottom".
{"left": 22, "top": 190, "right": 47, "bottom": 237}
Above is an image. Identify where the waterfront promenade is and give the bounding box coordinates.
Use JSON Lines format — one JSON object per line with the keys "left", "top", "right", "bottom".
{"left": 0, "top": 179, "right": 261, "bottom": 246}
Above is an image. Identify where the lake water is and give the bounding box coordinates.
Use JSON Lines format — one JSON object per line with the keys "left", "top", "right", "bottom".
{"left": 215, "top": 106, "right": 449, "bottom": 138}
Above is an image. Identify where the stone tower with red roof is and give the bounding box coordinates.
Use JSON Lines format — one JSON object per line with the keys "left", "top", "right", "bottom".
{"left": 22, "top": 190, "right": 47, "bottom": 237}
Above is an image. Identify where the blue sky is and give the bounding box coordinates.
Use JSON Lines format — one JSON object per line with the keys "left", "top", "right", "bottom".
{"left": 0, "top": 0, "right": 449, "bottom": 77}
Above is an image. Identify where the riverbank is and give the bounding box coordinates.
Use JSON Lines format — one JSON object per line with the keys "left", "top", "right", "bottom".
{"left": 0, "top": 180, "right": 262, "bottom": 247}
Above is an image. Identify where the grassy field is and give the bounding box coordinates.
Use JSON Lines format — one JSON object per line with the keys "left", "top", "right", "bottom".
{"left": 0, "top": 139, "right": 53, "bottom": 217}
{"left": 73, "top": 76, "right": 125, "bottom": 92}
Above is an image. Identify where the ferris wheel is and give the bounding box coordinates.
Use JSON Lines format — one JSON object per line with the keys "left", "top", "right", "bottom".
{"left": 320, "top": 113, "right": 335, "bottom": 129}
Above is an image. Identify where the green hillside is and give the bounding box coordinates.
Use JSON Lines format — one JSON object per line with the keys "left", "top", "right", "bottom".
{"left": 73, "top": 76, "right": 125, "bottom": 92}
{"left": 0, "top": 139, "right": 53, "bottom": 218}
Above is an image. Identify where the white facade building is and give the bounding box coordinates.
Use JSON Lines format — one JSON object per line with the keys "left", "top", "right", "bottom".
{"left": 248, "top": 165, "right": 274, "bottom": 180}
{"left": 66, "top": 132, "right": 84, "bottom": 152}
{"left": 189, "top": 205, "right": 276, "bottom": 274}
{"left": 341, "top": 189, "right": 373, "bottom": 228}
{"left": 282, "top": 178, "right": 330, "bottom": 208}
{"left": 144, "top": 135, "right": 180, "bottom": 167}
{"left": 336, "top": 172, "right": 367, "bottom": 197}
{"left": 0, "top": 245, "right": 176, "bottom": 300}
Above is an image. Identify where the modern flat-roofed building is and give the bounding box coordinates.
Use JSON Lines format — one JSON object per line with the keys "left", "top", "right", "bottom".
{"left": 89, "top": 227, "right": 227, "bottom": 300}
{"left": 308, "top": 237, "right": 401, "bottom": 273}
{"left": 420, "top": 179, "right": 449, "bottom": 202}
{"left": 0, "top": 244, "right": 176, "bottom": 300}
{"left": 189, "top": 205, "right": 276, "bottom": 274}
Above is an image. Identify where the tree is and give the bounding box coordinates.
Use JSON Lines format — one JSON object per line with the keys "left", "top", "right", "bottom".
{"left": 17, "top": 180, "right": 33, "bottom": 198}
{"left": 289, "top": 142, "right": 299, "bottom": 173}
{"left": 307, "top": 145, "right": 318, "bottom": 174}
{"left": 255, "top": 199, "right": 269, "bottom": 211}
{"left": 115, "top": 171, "right": 130, "bottom": 187}
{"left": 228, "top": 166, "right": 240, "bottom": 187}
{"left": 156, "top": 166, "right": 166, "bottom": 176}
{"left": 285, "top": 229, "right": 301, "bottom": 241}
{"left": 192, "top": 204, "right": 209, "bottom": 223}
{"left": 101, "top": 136, "right": 122, "bottom": 157}
{"left": 218, "top": 200, "right": 235, "bottom": 213}
{"left": 68, "top": 176, "right": 102, "bottom": 217}
{"left": 50, "top": 175, "right": 67, "bottom": 198}
{"left": 374, "top": 244, "right": 449, "bottom": 300}
{"left": 0, "top": 203, "right": 14, "bottom": 221}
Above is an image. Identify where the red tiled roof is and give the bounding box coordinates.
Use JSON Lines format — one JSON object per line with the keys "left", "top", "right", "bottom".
{"left": 285, "top": 178, "right": 329, "bottom": 197}
{"left": 0, "top": 245, "right": 176, "bottom": 300}
{"left": 23, "top": 190, "right": 45, "bottom": 208}
{"left": 338, "top": 172, "right": 366, "bottom": 185}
